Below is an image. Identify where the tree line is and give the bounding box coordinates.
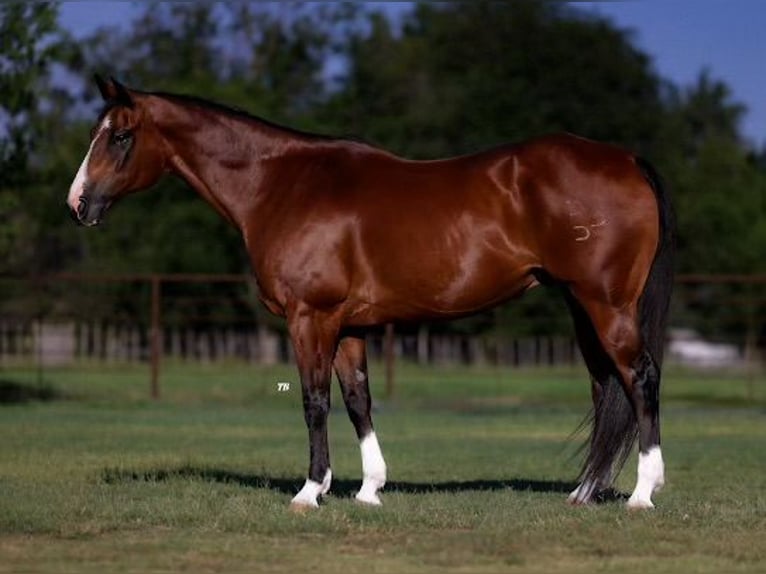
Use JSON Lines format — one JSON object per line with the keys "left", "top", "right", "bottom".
{"left": 1, "top": 1, "right": 764, "bottom": 343}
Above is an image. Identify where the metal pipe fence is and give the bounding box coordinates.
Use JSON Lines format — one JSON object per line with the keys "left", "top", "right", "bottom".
{"left": 1, "top": 273, "right": 764, "bottom": 398}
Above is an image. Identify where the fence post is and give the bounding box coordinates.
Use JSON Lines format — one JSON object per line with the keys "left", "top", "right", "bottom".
{"left": 150, "top": 275, "right": 161, "bottom": 400}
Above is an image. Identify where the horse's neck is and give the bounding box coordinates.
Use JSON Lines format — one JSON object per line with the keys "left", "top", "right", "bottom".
{"left": 151, "top": 97, "right": 305, "bottom": 230}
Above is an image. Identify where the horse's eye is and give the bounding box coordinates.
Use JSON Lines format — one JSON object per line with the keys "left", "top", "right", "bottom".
{"left": 113, "top": 130, "right": 133, "bottom": 147}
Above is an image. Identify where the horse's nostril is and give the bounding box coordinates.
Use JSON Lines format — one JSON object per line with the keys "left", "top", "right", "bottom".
{"left": 77, "top": 197, "right": 88, "bottom": 218}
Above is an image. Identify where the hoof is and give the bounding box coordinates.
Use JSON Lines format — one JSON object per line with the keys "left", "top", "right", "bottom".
{"left": 567, "top": 480, "right": 603, "bottom": 506}
{"left": 567, "top": 490, "right": 591, "bottom": 506}
{"left": 355, "top": 491, "right": 382, "bottom": 506}
{"left": 289, "top": 500, "right": 319, "bottom": 513}
{"left": 290, "top": 470, "right": 331, "bottom": 510}
{"left": 355, "top": 475, "right": 384, "bottom": 507}
{"left": 567, "top": 481, "right": 598, "bottom": 506}
{"left": 626, "top": 496, "right": 655, "bottom": 510}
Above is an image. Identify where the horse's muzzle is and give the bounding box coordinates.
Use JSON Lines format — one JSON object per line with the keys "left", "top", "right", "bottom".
{"left": 68, "top": 201, "right": 82, "bottom": 225}
{"left": 68, "top": 195, "right": 109, "bottom": 227}
{"left": 77, "top": 197, "right": 89, "bottom": 220}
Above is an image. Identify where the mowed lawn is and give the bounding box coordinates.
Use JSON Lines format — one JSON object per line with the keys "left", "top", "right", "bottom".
{"left": 0, "top": 362, "right": 764, "bottom": 573}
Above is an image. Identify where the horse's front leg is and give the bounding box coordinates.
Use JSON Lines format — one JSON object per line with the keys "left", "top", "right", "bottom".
{"left": 287, "top": 307, "right": 340, "bottom": 510}
{"left": 334, "top": 333, "right": 387, "bottom": 505}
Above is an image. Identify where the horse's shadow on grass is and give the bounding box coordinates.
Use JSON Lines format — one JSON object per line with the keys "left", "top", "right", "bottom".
{"left": 101, "top": 465, "right": 628, "bottom": 503}
{"left": 0, "top": 379, "right": 66, "bottom": 404}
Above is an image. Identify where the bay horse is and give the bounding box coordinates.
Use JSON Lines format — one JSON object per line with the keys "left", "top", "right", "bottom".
{"left": 67, "top": 77, "right": 673, "bottom": 510}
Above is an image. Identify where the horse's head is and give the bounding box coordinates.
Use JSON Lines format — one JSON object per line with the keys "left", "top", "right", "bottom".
{"left": 67, "top": 76, "right": 168, "bottom": 226}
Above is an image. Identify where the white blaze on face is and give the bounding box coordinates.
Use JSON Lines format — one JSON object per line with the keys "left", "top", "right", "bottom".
{"left": 67, "top": 116, "right": 112, "bottom": 213}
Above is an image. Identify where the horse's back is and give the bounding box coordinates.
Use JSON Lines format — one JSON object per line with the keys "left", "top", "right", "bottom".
{"left": 356, "top": 133, "right": 660, "bottom": 313}
{"left": 252, "top": 134, "right": 659, "bottom": 323}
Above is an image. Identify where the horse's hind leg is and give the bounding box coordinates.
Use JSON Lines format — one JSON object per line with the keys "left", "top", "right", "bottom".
{"left": 564, "top": 292, "right": 623, "bottom": 503}
{"left": 569, "top": 291, "right": 664, "bottom": 509}
{"left": 625, "top": 349, "right": 664, "bottom": 508}
{"left": 334, "top": 333, "right": 387, "bottom": 505}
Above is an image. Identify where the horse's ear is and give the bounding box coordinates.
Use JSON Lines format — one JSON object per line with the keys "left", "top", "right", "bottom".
{"left": 110, "top": 76, "right": 134, "bottom": 108}
{"left": 94, "top": 74, "right": 112, "bottom": 101}
{"left": 94, "top": 74, "right": 134, "bottom": 108}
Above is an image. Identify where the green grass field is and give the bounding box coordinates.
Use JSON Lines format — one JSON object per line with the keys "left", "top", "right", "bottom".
{"left": 0, "top": 361, "right": 764, "bottom": 573}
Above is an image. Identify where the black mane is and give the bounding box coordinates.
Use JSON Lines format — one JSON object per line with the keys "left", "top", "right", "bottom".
{"left": 96, "top": 87, "right": 371, "bottom": 146}
{"left": 149, "top": 90, "right": 340, "bottom": 141}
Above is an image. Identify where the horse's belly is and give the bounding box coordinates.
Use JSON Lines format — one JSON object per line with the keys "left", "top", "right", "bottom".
{"left": 348, "top": 247, "right": 537, "bottom": 325}
{"left": 414, "top": 259, "right": 537, "bottom": 316}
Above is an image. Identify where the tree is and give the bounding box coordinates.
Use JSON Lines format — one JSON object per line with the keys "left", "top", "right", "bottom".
{"left": 24, "top": 3, "right": 340, "bottom": 329}
{"left": 34, "top": 3, "right": 339, "bottom": 280}
{"left": 9, "top": 0, "right": 765, "bottom": 345}
{"left": 321, "top": 1, "right": 670, "bottom": 336}
{"left": 0, "top": 2, "right": 63, "bottom": 274}
{"left": 323, "top": 2, "right": 665, "bottom": 159}
{"left": 659, "top": 72, "right": 766, "bottom": 343}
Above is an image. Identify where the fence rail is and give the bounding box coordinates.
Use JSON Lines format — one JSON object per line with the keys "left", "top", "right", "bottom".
{"left": 1, "top": 273, "right": 764, "bottom": 398}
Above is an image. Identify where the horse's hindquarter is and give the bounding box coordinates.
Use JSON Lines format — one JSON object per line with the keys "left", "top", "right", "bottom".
{"left": 514, "top": 135, "right": 660, "bottom": 303}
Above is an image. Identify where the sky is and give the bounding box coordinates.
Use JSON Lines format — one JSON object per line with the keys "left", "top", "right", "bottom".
{"left": 58, "top": 1, "right": 765, "bottom": 147}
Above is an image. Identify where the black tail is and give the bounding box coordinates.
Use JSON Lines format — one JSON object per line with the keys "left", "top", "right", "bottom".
{"left": 577, "top": 156, "right": 674, "bottom": 494}
{"left": 635, "top": 156, "right": 675, "bottom": 365}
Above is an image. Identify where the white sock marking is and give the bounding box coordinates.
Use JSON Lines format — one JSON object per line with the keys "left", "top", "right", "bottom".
{"left": 568, "top": 479, "right": 598, "bottom": 504}
{"left": 627, "top": 446, "right": 665, "bottom": 509}
{"left": 568, "top": 469, "right": 614, "bottom": 504}
{"left": 291, "top": 468, "right": 332, "bottom": 508}
{"left": 356, "top": 431, "right": 387, "bottom": 505}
